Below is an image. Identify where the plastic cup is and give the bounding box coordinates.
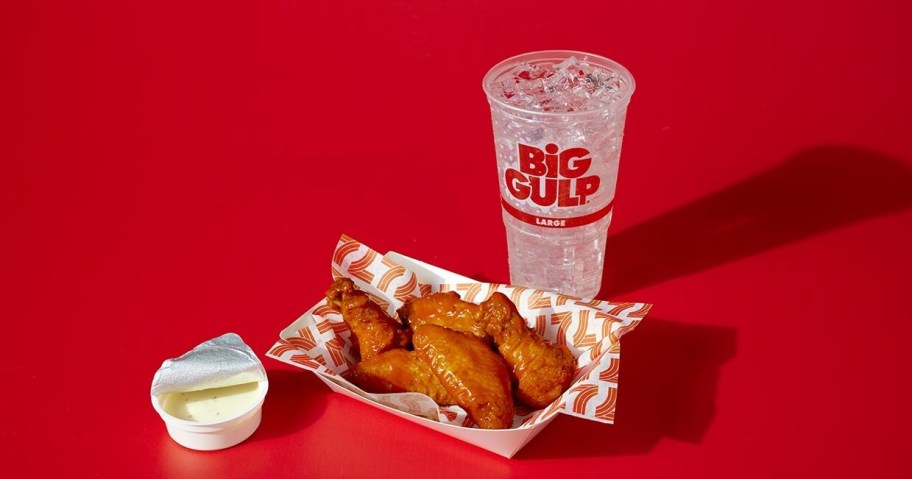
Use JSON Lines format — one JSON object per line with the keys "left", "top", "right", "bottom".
{"left": 483, "top": 50, "right": 635, "bottom": 298}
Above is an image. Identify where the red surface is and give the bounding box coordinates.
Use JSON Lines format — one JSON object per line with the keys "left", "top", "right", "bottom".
{"left": 3, "top": 1, "right": 911, "bottom": 477}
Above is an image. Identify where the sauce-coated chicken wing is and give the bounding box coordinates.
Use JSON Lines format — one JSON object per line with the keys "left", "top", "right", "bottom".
{"left": 349, "top": 349, "right": 455, "bottom": 405}
{"left": 326, "top": 277, "right": 410, "bottom": 361}
{"left": 413, "top": 324, "right": 513, "bottom": 429}
{"left": 397, "top": 291, "right": 489, "bottom": 342}
{"left": 481, "top": 293, "right": 575, "bottom": 408}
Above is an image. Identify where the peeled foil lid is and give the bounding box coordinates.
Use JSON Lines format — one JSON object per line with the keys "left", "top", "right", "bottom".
{"left": 151, "top": 333, "right": 267, "bottom": 397}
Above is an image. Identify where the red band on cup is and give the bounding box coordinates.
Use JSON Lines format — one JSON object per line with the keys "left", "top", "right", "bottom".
{"left": 500, "top": 198, "right": 614, "bottom": 228}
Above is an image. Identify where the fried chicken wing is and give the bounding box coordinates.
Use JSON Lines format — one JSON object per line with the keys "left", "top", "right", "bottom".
{"left": 326, "top": 277, "right": 410, "bottom": 361}
{"left": 413, "top": 324, "right": 513, "bottom": 429}
{"left": 397, "top": 292, "right": 489, "bottom": 342}
{"left": 349, "top": 349, "right": 455, "bottom": 405}
{"left": 481, "top": 293, "right": 575, "bottom": 408}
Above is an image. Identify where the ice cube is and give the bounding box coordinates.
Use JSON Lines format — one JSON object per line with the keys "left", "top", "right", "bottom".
{"left": 493, "top": 57, "right": 627, "bottom": 112}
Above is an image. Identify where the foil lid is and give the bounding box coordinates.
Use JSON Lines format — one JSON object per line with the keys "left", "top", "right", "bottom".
{"left": 151, "top": 333, "right": 267, "bottom": 397}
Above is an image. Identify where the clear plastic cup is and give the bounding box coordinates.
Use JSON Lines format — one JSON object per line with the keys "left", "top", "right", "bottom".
{"left": 483, "top": 50, "right": 635, "bottom": 298}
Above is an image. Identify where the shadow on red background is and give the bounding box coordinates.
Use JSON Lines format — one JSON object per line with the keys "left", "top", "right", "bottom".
{"left": 517, "top": 317, "right": 736, "bottom": 458}
{"left": 203, "top": 147, "right": 912, "bottom": 461}
{"left": 600, "top": 146, "right": 912, "bottom": 297}
{"left": 520, "top": 146, "right": 912, "bottom": 457}
{"left": 252, "top": 370, "right": 327, "bottom": 441}
{"left": 157, "top": 370, "right": 329, "bottom": 477}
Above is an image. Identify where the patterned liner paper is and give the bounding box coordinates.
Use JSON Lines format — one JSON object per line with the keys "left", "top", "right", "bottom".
{"left": 267, "top": 235, "right": 650, "bottom": 429}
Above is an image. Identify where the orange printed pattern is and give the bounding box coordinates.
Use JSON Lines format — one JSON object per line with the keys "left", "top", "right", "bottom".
{"left": 348, "top": 249, "right": 378, "bottom": 283}
{"left": 527, "top": 289, "right": 551, "bottom": 310}
{"left": 628, "top": 303, "right": 652, "bottom": 318}
{"left": 332, "top": 235, "right": 360, "bottom": 266}
{"left": 509, "top": 286, "right": 528, "bottom": 305}
{"left": 539, "top": 399, "right": 566, "bottom": 423}
{"left": 607, "top": 302, "right": 637, "bottom": 316}
{"left": 266, "top": 235, "right": 650, "bottom": 429}
{"left": 598, "top": 357, "right": 620, "bottom": 383}
{"left": 555, "top": 294, "right": 581, "bottom": 306}
{"left": 393, "top": 273, "right": 419, "bottom": 301}
{"left": 313, "top": 304, "right": 337, "bottom": 318}
{"left": 377, "top": 266, "right": 407, "bottom": 291}
{"left": 570, "top": 384, "right": 600, "bottom": 414}
{"left": 594, "top": 387, "right": 618, "bottom": 421}
{"left": 550, "top": 311, "right": 573, "bottom": 347}
{"left": 572, "top": 310, "right": 597, "bottom": 348}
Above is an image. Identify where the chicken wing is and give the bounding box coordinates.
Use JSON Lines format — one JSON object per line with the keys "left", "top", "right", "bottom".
{"left": 397, "top": 291, "right": 489, "bottom": 342}
{"left": 326, "top": 277, "right": 411, "bottom": 361}
{"left": 413, "top": 324, "right": 513, "bottom": 429}
{"left": 481, "top": 293, "right": 575, "bottom": 408}
{"left": 348, "top": 349, "right": 455, "bottom": 405}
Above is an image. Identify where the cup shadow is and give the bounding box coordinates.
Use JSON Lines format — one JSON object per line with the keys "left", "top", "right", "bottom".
{"left": 518, "top": 146, "right": 912, "bottom": 458}
{"left": 600, "top": 146, "right": 912, "bottom": 297}
{"left": 516, "top": 317, "right": 736, "bottom": 458}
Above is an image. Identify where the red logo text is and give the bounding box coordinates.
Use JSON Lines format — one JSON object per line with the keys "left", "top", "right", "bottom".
{"left": 504, "top": 143, "right": 600, "bottom": 207}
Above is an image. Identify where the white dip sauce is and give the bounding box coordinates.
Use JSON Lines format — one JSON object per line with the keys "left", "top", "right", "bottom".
{"left": 162, "top": 382, "right": 261, "bottom": 422}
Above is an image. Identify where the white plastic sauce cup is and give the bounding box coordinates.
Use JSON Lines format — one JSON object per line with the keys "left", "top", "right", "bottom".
{"left": 151, "top": 379, "right": 269, "bottom": 451}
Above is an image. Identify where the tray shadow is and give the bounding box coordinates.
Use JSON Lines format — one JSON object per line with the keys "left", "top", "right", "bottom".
{"left": 516, "top": 317, "right": 736, "bottom": 458}
{"left": 248, "top": 369, "right": 328, "bottom": 442}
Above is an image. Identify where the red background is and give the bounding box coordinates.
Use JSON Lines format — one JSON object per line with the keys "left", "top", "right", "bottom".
{"left": 3, "top": 0, "right": 911, "bottom": 477}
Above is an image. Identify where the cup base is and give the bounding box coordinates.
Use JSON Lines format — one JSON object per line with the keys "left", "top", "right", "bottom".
{"left": 165, "top": 407, "right": 263, "bottom": 451}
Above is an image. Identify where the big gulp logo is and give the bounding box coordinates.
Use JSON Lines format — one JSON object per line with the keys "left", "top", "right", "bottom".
{"left": 505, "top": 143, "right": 600, "bottom": 207}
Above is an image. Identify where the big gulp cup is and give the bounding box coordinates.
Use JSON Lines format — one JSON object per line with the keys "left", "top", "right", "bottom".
{"left": 483, "top": 50, "right": 635, "bottom": 298}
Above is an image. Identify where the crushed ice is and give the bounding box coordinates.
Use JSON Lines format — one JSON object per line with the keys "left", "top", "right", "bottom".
{"left": 494, "top": 56, "right": 626, "bottom": 112}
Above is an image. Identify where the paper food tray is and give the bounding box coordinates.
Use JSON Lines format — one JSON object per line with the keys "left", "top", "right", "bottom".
{"left": 267, "top": 236, "right": 649, "bottom": 458}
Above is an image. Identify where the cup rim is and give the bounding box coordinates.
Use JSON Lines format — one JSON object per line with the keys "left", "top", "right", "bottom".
{"left": 151, "top": 379, "right": 269, "bottom": 428}
{"left": 482, "top": 50, "right": 636, "bottom": 117}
